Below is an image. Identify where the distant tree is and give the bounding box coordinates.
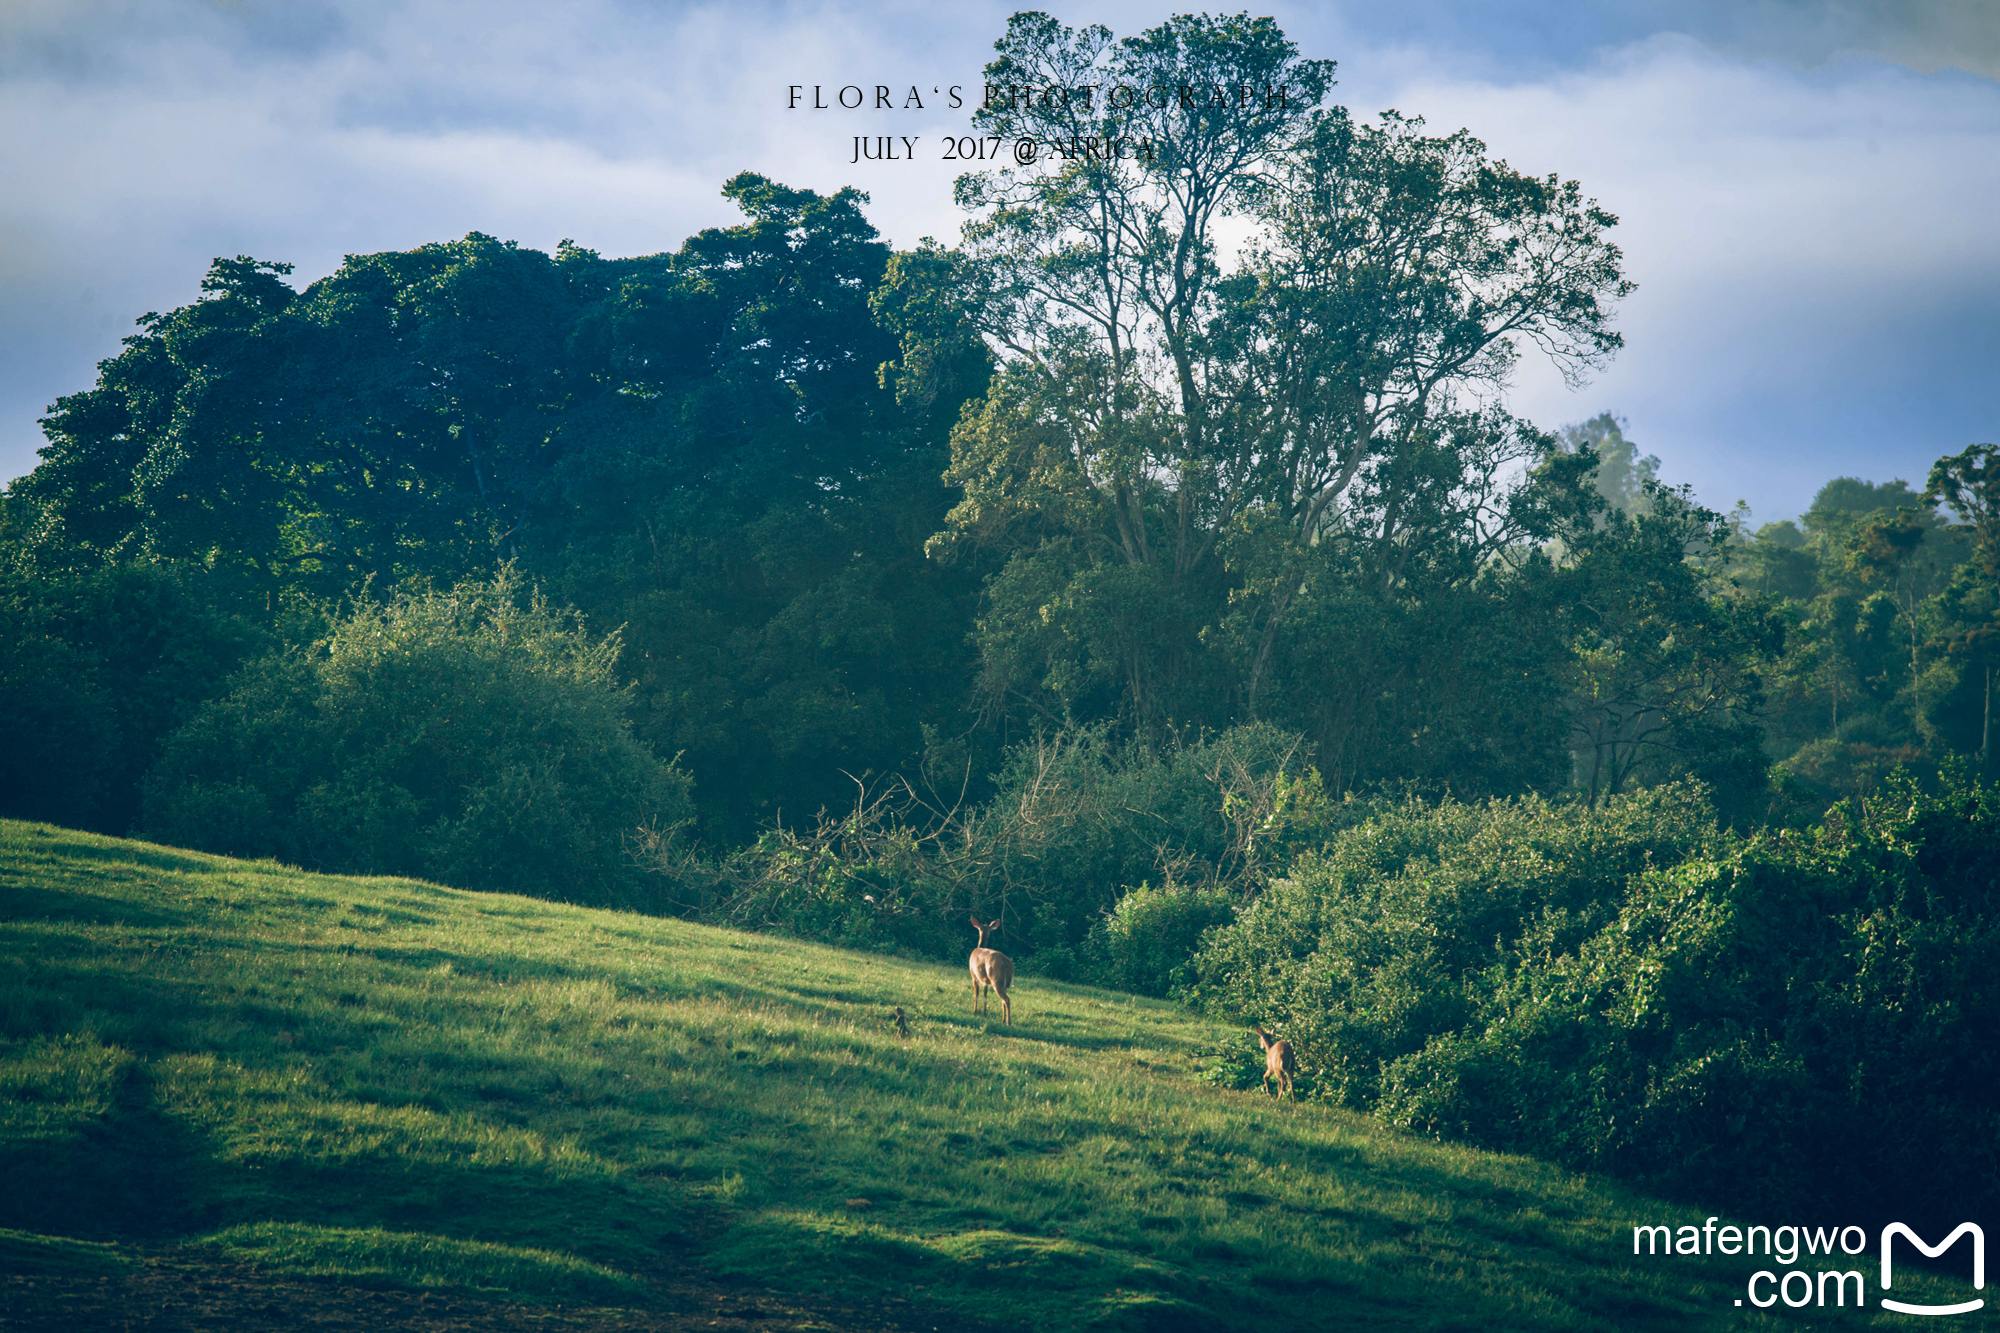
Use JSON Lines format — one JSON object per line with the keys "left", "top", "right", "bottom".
{"left": 1926, "top": 444, "right": 2000, "bottom": 762}
{"left": 1560, "top": 483, "right": 1781, "bottom": 816}
{"left": 1736, "top": 519, "right": 1817, "bottom": 600}
{"left": 1805, "top": 474, "right": 1927, "bottom": 525}
{"left": 1846, "top": 506, "right": 1932, "bottom": 711}
{"left": 1926, "top": 442, "right": 2000, "bottom": 578}
{"left": 1560, "top": 412, "right": 1658, "bottom": 518}
{"left": 1799, "top": 475, "right": 1956, "bottom": 580}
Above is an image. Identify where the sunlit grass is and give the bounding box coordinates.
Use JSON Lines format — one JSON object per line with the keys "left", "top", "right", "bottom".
{"left": 0, "top": 1226, "right": 134, "bottom": 1277}
{"left": 0, "top": 819, "right": 1960, "bottom": 1328}
{"left": 205, "top": 1221, "right": 649, "bottom": 1305}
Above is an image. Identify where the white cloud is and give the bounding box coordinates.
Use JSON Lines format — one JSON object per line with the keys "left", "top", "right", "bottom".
{"left": 1684, "top": 0, "right": 2000, "bottom": 82}
{"left": 1333, "top": 33, "right": 2000, "bottom": 517}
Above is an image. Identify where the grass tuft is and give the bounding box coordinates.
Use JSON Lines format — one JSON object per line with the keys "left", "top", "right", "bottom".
{"left": 203, "top": 1221, "right": 648, "bottom": 1305}
{"left": 0, "top": 1227, "right": 135, "bottom": 1276}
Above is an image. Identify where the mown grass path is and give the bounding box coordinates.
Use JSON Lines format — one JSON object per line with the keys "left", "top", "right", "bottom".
{"left": 0, "top": 821, "right": 1912, "bottom": 1330}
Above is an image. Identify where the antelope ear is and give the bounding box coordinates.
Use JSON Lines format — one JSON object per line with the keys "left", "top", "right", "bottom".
{"left": 969, "top": 914, "right": 983, "bottom": 929}
{"left": 986, "top": 919, "right": 1002, "bottom": 932}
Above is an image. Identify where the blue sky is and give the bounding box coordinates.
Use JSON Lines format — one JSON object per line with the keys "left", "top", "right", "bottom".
{"left": 2, "top": 0, "right": 1995, "bottom": 522}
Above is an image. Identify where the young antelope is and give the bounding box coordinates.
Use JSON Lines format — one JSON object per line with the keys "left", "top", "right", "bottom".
{"left": 1252, "top": 1025, "right": 1295, "bottom": 1099}
{"left": 968, "top": 916, "right": 1014, "bottom": 1024}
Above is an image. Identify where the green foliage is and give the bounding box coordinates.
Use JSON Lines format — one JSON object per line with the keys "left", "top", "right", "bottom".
{"left": 1188, "top": 783, "right": 1725, "bottom": 1106}
{"left": 649, "top": 791, "right": 974, "bottom": 961}
{"left": 1082, "top": 880, "right": 1237, "bottom": 999}
{"left": 1774, "top": 736, "right": 1932, "bottom": 801}
{"left": 0, "top": 564, "right": 263, "bottom": 833}
{"left": 1238, "top": 564, "right": 1579, "bottom": 796}
{"left": 1191, "top": 770, "right": 2000, "bottom": 1220}
{"left": 0, "top": 612, "right": 114, "bottom": 829}
{"left": 140, "top": 568, "right": 690, "bottom": 906}
{"left": 650, "top": 722, "right": 1323, "bottom": 976}
{"left": 597, "top": 453, "right": 985, "bottom": 845}
{"left": 963, "top": 723, "right": 1300, "bottom": 948}
{"left": 1558, "top": 481, "right": 1781, "bottom": 820}
{"left": 1744, "top": 467, "right": 1981, "bottom": 779}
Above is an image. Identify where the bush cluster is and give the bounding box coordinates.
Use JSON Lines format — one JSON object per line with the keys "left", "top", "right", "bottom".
{"left": 141, "top": 570, "right": 692, "bottom": 907}
{"left": 640, "top": 721, "right": 1328, "bottom": 973}
{"left": 1080, "top": 880, "right": 1238, "bottom": 998}
{"left": 1188, "top": 773, "right": 2000, "bottom": 1219}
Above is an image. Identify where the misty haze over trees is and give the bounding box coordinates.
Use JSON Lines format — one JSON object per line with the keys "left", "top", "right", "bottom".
{"left": 2, "top": 10, "right": 1994, "bottom": 1221}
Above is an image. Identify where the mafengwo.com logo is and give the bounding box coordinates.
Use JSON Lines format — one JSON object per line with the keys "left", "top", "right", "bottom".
{"left": 1631, "top": 1218, "right": 1985, "bottom": 1314}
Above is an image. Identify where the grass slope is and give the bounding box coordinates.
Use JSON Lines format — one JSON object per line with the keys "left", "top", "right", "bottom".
{"left": 0, "top": 820, "right": 1924, "bottom": 1329}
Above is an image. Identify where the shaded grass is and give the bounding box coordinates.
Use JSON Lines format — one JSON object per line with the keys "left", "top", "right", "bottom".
{"left": 0, "top": 1226, "right": 135, "bottom": 1276}
{"left": 204, "top": 1221, "right": 649, "bottom": 1305}
{"left": 0, "top": 819, "right": 1965, "bottom": 1329}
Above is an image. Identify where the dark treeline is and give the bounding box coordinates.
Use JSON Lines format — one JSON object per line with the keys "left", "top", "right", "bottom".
{"left": 3, "top": 9, "right": 1996, "bottom": 1220}
{"left": 3, "top": 174, "right": 985, "bottom": 848}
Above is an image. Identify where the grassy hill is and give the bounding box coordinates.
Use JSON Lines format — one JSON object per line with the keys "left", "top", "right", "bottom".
{"left": 0, "top": 820, "right": 1918, "bottom": 1330}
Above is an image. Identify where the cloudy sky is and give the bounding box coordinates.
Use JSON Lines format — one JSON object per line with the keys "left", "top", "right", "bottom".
{"left": 3, "top": 0, "right": 1996, "bottom": 522}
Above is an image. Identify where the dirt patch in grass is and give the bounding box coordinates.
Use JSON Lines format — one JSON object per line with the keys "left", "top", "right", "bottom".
{"left": 0, "top": 1237, "right": 994, "bottom": 1333}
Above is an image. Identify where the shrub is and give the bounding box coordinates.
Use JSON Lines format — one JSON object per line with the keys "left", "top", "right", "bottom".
{"left": 640, "top": 720, "right": 1327, "bottom": 967}
{"left": 142, "top": 568, "right": 691, "bottom": 907}
{"left": 1188, "top": 771, "right": 2000, "bottom": 1220}
{"left": 1082, "top": 881, "right": 1237, "bottom": 998}
{"left": 954, "top": 721, "right": 1324, "bottom": 956}
{"left": 1185, "top": 782, "right": 1724, "bottom": 1107}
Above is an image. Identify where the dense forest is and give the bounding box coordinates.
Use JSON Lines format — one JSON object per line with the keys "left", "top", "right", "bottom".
{"left": 3, "top": 11, "right": 1995, "bottom": 1219}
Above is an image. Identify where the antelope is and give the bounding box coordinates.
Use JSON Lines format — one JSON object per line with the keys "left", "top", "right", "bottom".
{"left": 968, "top": 916, "right": 1014, "bottom": 1025}
{"left": 1253, "top": 1026, "right": 1295, "bottom": 1099}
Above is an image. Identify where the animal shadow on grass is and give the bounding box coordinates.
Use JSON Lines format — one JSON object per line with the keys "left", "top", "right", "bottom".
{"left": 0, "top": 881, "right": 186, "bottom": 929}
{"left": 14, "top": 838, "right": 222, "bottom": 877}
{"left": 0, "top": 1041, "right": 692, "bottom": 1266}
{"left": 0, "top": 1059, "right": 204, "bottom": 1240}
{"left": 0, "top": 952, "right": 691, "bottom": 1269}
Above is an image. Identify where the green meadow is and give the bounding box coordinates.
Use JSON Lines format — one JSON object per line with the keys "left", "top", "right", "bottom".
{"left": 0, "top": 819, "right": 1943, "bottom": 1330}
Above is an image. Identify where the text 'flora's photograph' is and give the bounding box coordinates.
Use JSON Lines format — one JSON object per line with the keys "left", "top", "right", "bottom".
{"left": 2, "top": 2, "right": 1996, "bottom": 1330}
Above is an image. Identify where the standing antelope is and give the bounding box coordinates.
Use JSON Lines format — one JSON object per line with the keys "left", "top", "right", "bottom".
{"left": 1253, "top": 1026, "right": 1295, "bottom": 1099}
{"left": 968, "top": 916, "right": 1014, "bottom": 1025}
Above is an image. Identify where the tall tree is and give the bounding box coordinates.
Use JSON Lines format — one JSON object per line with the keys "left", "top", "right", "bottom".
{"left": 1926, "top": 443, "right": 2000, "bottom": 579}
{"left": 1926, "top": 444, "right": 2000, "bottom": 762}
{"left": 937, "top": 11, "right": 1630, "bottom": 763}
{"left": 1561, "top": 483, "right": 1781, "bottom": 814}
